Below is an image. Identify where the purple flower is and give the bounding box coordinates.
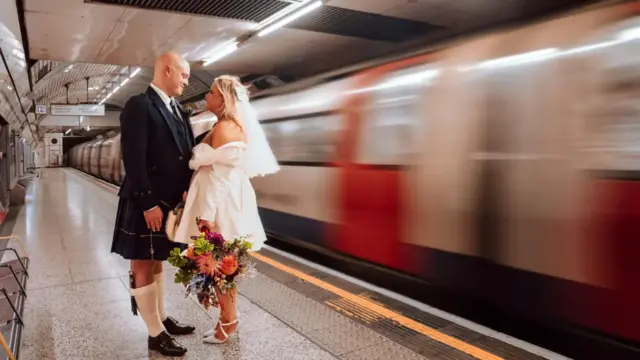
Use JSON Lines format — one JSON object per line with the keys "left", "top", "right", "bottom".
{"left": 205, "top": 231, "right": 225, "bottom": 247}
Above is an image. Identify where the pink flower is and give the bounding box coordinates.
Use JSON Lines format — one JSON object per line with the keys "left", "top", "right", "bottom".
{"left": 195, "top": 255, "right": 217, "bottom": 276}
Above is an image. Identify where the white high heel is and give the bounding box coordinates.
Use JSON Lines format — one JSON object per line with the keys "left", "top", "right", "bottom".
{"left": 203, "top": 319, "right": 238, "bottom": 344}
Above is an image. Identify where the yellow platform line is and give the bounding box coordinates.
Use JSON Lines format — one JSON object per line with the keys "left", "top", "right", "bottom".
{"left": 250, "top": 252, "right": 503, "bottom": 360}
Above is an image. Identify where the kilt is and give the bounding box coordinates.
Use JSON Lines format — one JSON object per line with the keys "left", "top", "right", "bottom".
{"left": 111, "top": 197, "right": 187, "bottom": 261}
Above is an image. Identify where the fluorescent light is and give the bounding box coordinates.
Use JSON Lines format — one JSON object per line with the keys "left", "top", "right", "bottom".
{"left": 257, "top": 0, "right": 314, "bottom": 27}
{"left": 202, "top": 41, "right": 239, "bottom": 66}
{"left": 258, "top": 1, "right": 322, "bottom": 37}
{"left": 12, "top": 49, "right": 24, "bottom": 59}
{"left": 129, "top": 68, "right": 141, "bottom": 78}
{"left": 618, "top": 27, "right": 640, "bottom": 41}
{"left": 461, "top": 48, "right": 558, "bottom": 71}
{"left": 95, "top": 66, "right": 139, "bottom": 105}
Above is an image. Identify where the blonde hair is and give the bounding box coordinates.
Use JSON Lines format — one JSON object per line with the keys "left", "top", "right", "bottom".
{"left": 212, "top": 75, "right": 249, "bottom": 129}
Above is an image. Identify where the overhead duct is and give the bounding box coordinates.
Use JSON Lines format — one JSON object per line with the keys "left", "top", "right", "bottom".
{"left": 86, "top": 0, "right": 441, "bottom": 43}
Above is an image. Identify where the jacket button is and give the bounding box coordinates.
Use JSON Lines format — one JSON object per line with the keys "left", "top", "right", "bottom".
{"left": 148, "top": 190, "right": 151, "bottom": 194}
{"left": 179, "top": 156, "right": 183, "bottom": 160}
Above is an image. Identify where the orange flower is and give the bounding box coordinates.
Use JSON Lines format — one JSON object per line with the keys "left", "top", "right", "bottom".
{"left": 185, "top": 245, "right": 196, "bottom": 260}
{"left": 196, "top": 255, "right": 217, "bottom": 276}
{"left": 219, "top": 255, "right": 238, "bottom": 275}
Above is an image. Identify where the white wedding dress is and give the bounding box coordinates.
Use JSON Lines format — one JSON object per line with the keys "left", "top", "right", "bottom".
{"left": 173, "top": 140, "right": 267, "bottom": 250}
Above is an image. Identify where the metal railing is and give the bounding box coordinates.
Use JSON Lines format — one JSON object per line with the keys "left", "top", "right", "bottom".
{"left": 0, "top": 235, "right": 29, "bottom": 360}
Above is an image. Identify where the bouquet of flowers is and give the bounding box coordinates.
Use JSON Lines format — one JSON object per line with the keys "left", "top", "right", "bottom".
{"left": 167, "top": 217, "right": 254, "bottom": 309}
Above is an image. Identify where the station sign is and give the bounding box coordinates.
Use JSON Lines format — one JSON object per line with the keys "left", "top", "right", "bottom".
{"left": 35, "top": 104, "right": 47, "bottom": 114}
{"left": 51, "top": 104, "right": 105, "bottom": 116}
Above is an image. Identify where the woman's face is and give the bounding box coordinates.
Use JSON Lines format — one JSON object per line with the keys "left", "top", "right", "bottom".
{"left": 205, "top": 83, "right": 224, "bottom": 114}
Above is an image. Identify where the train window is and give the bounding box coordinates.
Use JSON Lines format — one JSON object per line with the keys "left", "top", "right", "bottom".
{"left": 355, "top": 64, "right": 440, "bottom": 166}
{"left": 261, "top": 114, "right": 344, "bottom": 163}
{"left": 579, "top": 18, "right": 640, "bottom": 174}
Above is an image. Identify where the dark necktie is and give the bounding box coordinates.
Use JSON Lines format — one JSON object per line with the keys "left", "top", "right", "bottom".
{"left": 170, "top": 100, "right": 183, "bottom": 123}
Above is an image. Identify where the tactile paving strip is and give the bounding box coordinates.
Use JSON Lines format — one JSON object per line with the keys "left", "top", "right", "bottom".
{"left": 473, "top": 336, "right": 547, "bottom": 360}
{"left": 342, "top": 341, "right": 429, "bottom": 360}
{"left": 248, "top": 249, "right": 549, "bottom": 360}
{"left": 241, "top": 273, "right": 351, "bottom": 334}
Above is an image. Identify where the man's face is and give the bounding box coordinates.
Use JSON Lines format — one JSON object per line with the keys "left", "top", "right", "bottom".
{"left": 165, "top": 61, "right": 190, "bottom": 97}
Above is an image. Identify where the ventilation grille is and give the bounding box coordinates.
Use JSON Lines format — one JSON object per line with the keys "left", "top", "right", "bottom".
{"left": 290, "top": 6, "right": 442, "bottom": 43}
{"left": 87, "top": 0, "right": 442, "bottom": 42}
{"left": 88, "top": 0, "right": 292, "bottom": 22}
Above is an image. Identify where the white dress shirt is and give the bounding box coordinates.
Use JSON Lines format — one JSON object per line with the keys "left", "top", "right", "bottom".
{"left": 149, "top": 82, "right": 184, "bottom": 121}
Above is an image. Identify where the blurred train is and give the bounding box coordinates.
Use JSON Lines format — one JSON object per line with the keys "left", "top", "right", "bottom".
{"left": 69, "top": 1, "right": 640, "bottom": 358}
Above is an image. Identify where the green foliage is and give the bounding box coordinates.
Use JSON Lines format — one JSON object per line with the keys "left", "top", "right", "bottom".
{"left": 193, "top": 238, "right": 214, "bottom": 255}
{"left": 174, "top": 268, "right": 193, "bottom": 286}
{"left": 241, "top": 240, "right": 253, "bottom": 251}
{"left": 168, "top": 247, "right": 188, "bottom": 267}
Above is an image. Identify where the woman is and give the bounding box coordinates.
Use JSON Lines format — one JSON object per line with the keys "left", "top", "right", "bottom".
{"left": 174, "top": 75, "right": 280, "bottom": 344}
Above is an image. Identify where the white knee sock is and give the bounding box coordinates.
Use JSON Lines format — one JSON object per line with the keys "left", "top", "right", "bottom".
{"left": 131, "top": 282, "right": 165, "bottom": 337}
{"left": 154, "top": 273, "right": 167, "bottom": 321}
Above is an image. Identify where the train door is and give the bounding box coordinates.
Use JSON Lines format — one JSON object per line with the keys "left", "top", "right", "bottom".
{"left": 334, "top": 57, "right": 436, "bottom": 275}
{"left": 405, "top": 35, "right": 503, "bottom": 292}
{"left": 566, "top": 12, "right": 640, "bottom": 342}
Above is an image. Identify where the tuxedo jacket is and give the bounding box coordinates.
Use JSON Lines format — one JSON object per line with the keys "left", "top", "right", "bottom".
{"left": 118, "top": 86, "right": 195, "bottom": 211}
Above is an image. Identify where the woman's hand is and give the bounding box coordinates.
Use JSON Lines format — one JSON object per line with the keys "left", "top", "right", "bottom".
{"left": 198, "top": 219, "right": 215, "bottom": 232}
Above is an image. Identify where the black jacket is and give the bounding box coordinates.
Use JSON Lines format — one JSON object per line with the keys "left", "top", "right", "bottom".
{"left": 119, "top": 87, "right": 195, "bottom": 210}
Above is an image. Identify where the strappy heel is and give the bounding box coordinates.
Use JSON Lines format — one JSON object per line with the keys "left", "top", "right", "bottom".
{"left": 203, "top": 319, "right": 238, "bottom": 344}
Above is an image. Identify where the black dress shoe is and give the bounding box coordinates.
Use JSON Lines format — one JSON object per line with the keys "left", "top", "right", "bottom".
{"left": 163, "top": 316, "right": 196, "bottom": 335}
{"left": 148, "top": 331, "right": 187, "bottom": 357}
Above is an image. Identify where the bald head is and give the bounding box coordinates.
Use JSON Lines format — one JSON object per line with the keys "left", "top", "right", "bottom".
{"left": 152, "top": 52, "right": 190, "bottom": 98}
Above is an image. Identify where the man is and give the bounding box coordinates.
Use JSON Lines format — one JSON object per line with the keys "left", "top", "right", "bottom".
{"left": 111, "top": 52, "right": 195, "bottom": 357}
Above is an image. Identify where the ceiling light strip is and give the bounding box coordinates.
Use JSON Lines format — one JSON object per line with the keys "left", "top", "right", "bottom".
{"left": 257, "top": 0, "right": 323, "bottom": 37}
{"left": 257, "top": 0, "right": 315, "bottom": 28}
{"left": 201, "top": 1, "right": 323, "bottom": 67}
{"left": 202, "top": 41, "right": 240, "bottom": 66}
{"left": 98, "top": 67, "right": 140, "bottom": 105}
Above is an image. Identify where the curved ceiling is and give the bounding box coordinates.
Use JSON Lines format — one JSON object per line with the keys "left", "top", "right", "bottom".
{"left": 2, "top": 0, "right": 597, "bottom": 143}
{"left": 0, "top": 0, "right": 33, "bottom": 143}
